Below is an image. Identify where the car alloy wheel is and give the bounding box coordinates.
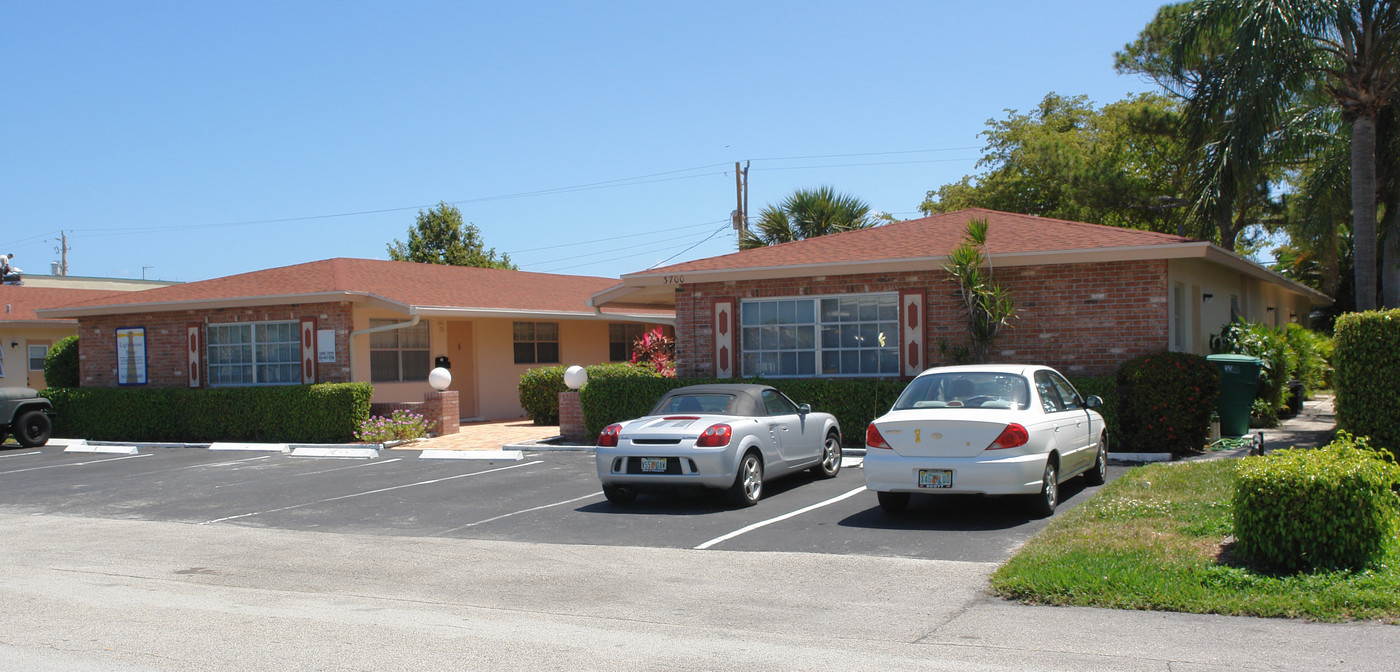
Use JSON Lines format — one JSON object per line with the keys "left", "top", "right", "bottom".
{"left": 727, "top": 452, "right": 763, "bottom": 507}
{"left": 1029, "top": 459, "right": 1058, "bottom": 518}
{"left": 815, "top": 432, "right": 842, "bottom": 479}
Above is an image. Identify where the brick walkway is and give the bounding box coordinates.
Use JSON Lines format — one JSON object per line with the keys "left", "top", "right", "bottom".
{"left": 390, "top": 418, "right": 560, "bottom": 451}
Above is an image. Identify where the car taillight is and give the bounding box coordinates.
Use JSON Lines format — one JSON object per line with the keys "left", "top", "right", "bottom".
{"left": 866, "top": 423, "right": 892, "bottom": 449}
{"left": 597, "top": 423, "right": 622, "bottom": 447}
{"left": 987, "top": 423, "right": 1029, "bottom": 450}
{"left": 696, "top": 424, "right": 732, "bottom": 447}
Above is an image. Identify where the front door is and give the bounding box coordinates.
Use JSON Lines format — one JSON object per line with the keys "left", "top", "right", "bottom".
{"left": 445, "top": 322, "right": 477, "bottom": 419}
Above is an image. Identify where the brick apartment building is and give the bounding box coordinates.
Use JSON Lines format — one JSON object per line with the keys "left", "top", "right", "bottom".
{"left": 589, "top": 208, "right": 1332, "bottom": 380}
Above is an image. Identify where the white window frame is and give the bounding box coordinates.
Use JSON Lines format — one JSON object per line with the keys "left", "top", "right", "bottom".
{"left": 207, "top": 320, "right": 302, "bottom": 387}
{"left": 369, "top": 319, "right": 432, "bottom": 383}
{"left": 740, "top": 292, "right": 901, "bottom": 378}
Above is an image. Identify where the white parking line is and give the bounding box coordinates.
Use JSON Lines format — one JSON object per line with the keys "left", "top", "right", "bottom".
{"left": 434, "top": 491, "right": 603, "bottom": 535}
{"left": 0, "top": 451, "right": 42, "bottom": 459}
{"left": 199, "top": 460, "right": 543, "bottom": 525}
{"left": 694, "top": 486, "right": 868, "bottom": 550}
{"left": 0, "top": 453, "right": 150, "bottom": 476}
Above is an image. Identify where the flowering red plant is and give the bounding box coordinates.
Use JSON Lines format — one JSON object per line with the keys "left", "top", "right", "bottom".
{"left": 630, "top": 327, "right": 676, "bottom": 377}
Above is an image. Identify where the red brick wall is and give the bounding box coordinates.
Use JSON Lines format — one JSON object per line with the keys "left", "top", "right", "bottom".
{"left": 77, "top": 302, "right": 354, "bottom": 388}
{"left": 675, "top": 260, "right": 1168, "bottom": 379}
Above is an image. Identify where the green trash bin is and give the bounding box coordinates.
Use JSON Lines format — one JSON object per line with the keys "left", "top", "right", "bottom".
{"left": 1207, "top": 354, "right": 1263, "bottom": 437}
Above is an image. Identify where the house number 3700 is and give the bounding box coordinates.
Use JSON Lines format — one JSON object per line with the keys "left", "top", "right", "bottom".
{"left": 663, "top": 275, "right": 685, "bottom": 285}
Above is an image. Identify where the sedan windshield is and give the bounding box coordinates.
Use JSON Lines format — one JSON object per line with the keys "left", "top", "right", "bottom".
{"left": 652, "top": 394, "right": 736, "bottom": 415}
{"left": 891, "top": 373, "right": 1030, "bottom": 411}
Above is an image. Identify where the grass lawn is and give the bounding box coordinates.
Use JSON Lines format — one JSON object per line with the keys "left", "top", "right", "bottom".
{"left": 990, "top": 459, "right": 1400, "bottom": 623}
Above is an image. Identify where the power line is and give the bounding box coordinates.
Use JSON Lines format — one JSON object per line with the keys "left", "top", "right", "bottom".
{"left": 507, "top": 219, "right": 727, "bottom": 255}
{"left": 647, "top": 225, "right": 731, "bottom": 269}
{"left": 750, "top": 147, "right": 980, "bottom": 161}
{"left": 529, "top": 225, "right": 732, "bottom": 273}
{"left": 752, "top": 157, "right": 980, "bottom": 172}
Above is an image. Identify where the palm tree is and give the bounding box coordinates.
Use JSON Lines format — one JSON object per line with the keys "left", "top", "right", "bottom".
{"left": 739, "top": 186, "right": 875, "bottom": 250}
{"left": 1176, "top": 0, "right": 1400, "bottom": 311}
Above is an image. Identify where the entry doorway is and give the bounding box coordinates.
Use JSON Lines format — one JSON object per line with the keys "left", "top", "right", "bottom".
{"left": 445, "top": 322, "right": 478, "bottom": 420}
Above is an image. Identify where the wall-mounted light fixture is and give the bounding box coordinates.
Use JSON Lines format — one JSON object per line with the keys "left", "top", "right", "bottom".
{"left": 1289, "top": 310, "right": 1298, "bottom": 323}
{"left": 1266, "top": 306, "right": 1276, "bottom": 312}
{"left": 9, "top": 342, "right": 16, "bottom": 349}
{"left": 1202, "top": 293, "right": 1214, "bottom": 303}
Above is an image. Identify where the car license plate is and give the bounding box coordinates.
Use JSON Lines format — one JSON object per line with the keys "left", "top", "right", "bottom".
{"left": 918, "top": 469, "right": 953, "bottom": 488}
{"left": 640, "top": 458, "right": 668, "bottom": 473}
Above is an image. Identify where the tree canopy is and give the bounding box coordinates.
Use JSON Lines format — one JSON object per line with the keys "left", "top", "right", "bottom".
{"left": 921, "top": 93, "right": 1199, "bottom": 239}
{"left": 387, "top": 202, "right": 516, "bottom": 270}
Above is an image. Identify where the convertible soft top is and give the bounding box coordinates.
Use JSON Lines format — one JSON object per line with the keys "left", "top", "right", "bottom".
{"left": 649, "top": 384, "right": 785, "bottom": 418}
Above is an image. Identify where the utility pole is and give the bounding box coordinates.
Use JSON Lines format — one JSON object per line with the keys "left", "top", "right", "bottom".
{"left": 732, "top": 161, "right": 750, "bottom": 249}
{"left": 53, "top": 231, "right": 69, "bottom": 276}
{"left": 141, "top": 265, "right": 154, "bottom": 280}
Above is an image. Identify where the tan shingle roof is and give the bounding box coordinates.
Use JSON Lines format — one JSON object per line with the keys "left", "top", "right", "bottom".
{"left": 634, "top": 208, "right": 1199, "bottom": 275}
{"left": 44, "top": 259, "right": 673, "bottom": 318}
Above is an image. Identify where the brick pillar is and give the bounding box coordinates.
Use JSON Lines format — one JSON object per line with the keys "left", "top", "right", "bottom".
{"left": 559, "top": 390, "right": 587, "bottom": 443}
{"left": 422, "top": 390, "right": 460, "bottom": 437}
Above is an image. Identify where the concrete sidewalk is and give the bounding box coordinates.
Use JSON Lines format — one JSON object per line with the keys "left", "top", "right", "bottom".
{"left": 1189, "top": 393, "right": 1337, "bottom": 462}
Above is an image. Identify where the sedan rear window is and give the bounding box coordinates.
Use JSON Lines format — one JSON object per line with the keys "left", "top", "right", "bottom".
{"left": 652, "top": 394, "right": 736, "bottom": 415}
{"left": 892, "top": 373, "right": 1030, "bottom": 411}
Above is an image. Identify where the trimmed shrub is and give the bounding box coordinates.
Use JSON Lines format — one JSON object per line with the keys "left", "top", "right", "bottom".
{"left": 40, "top": 383, "right": 372, "bottom": 443}
{"left": 1233, "top": 432, "right": 1400, "bottom": 572}
{"left": 43, "top": 335, "right": 80, "bottom": 388}
{"left": 580, "top": 376, "right": 903, "bottom": 445}
{"left": 1116, "top": 352, "right": 1220, "bottom": 456}
{"left": 518, "top": 363, "right": 658, "bottom": 425}
{"left": 1334, "top": 309, "right": 1400, "bottom": 456}
{"left": 579, "top": 375, "right": 1123, "bottom": 447}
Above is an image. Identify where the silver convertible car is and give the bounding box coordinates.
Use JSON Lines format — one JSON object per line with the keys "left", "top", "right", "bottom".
{"left": 864, "top": 365, "right": 1108, "bottom": 517}
{"left": 595, "top": 384, "right": 843, "bottom": 507}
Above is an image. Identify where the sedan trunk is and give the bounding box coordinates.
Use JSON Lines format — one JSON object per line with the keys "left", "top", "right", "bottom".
{"left": 873, "top": 411, "right": 1014, "bottom": 458}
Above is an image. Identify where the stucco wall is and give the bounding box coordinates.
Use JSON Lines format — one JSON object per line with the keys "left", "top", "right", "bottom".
{"left": 0, "top": 324, "right": 78, "bottom": 390}
{"left": 675, "top": 260, "right": 1171, "bottom": 379}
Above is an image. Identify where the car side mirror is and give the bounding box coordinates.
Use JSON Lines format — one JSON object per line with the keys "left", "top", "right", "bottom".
{"left": 798, "top": 403, "right": 811, "bottom": 416}
{"left": 1085, "top": 395, "right": 1103, "bottom": 410}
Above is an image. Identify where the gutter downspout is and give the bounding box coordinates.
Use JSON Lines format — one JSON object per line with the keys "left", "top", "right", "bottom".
{"left": 350, "top": 313, "right": 420, "bottom": 338}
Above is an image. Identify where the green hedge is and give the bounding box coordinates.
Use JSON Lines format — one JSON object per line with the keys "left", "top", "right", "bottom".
{"left": 43, "top": 335, "right": 80, "bottom": 388}
{"left": 518, "top": 363, "right": 659, "bottom": 425}
{"left": 1116, "top": 352, "right": 1221, "bottom": 457}
{"left": 40, "top": 383, "right": 373, "bottom": 443}
{"left": 579, "top": 376, "right": 906, "bottom": 444}
{"left": 1233, "top": 432, "right": 1400, "bottom": 572}
{"left": 578, "top": 375, "right": 1119, "bottom": 447}
{"left": 1334, "top": 309, "right": 1400, "bottom": 455}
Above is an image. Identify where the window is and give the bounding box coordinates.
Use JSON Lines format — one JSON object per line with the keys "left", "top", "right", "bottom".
{"left": 514, "top": 322, "right": 559, "bottom": 364}
{"left": 892, "top": 372, "right": 1030, "bottom": 411}
{"left": 740, "top": 294, "right": 899, "bottom": 377}
{"left": 0, "top": 346, "right": 5, "bottom": 377}
{"left": 28, "top": 344, "right": 47, "bottom": 371}
{"left": 1172, "top": 283, "right": 1186, "bottom": 351}
{"left": 207, "top": 321, "right": 301, "bottom": 386}
{"left": 369, "top": 319, "right": 431, "bottom": 383}
{"left": 609, "top": 323, "right": 645, "bottom": 362}
{"left": 761, "top": 389, "right": 800, "bottom": 416}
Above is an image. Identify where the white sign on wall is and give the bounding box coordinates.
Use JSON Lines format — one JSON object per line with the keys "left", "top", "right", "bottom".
{"left": 317, "top": 329, "right": 336, "bottom": 363}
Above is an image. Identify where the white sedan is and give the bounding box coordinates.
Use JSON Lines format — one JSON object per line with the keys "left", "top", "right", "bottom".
{"left": 596, "top": 384, "right": 843, "bottom": 507}
{"left": 864, "top": 365, "right": 1107, "bottom": 517}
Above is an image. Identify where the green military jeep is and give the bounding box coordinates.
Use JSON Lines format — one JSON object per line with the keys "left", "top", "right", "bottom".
{"left": 0, "top": 388, "right": 54, "bottom": 447}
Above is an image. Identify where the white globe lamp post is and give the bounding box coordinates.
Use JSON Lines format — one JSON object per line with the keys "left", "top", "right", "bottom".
{"left": 428, "top": 367, "right": 452, "bottom": 391}
{"left": 564, "top": 365, "right": 587, "bottom": 390}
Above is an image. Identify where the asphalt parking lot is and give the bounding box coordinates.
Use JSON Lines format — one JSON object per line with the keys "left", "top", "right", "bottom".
{"left": 0, "top": 444, "right": 1122, "bottom": 563}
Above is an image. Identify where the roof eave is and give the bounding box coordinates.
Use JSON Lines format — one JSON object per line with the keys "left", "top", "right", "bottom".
{"left": 35, "top": 291, "right": 391, "bottom": 318}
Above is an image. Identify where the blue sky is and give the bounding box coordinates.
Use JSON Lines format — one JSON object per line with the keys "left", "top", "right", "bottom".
{"left": 2, "top": 1, "right": 1168, "bottom": 282}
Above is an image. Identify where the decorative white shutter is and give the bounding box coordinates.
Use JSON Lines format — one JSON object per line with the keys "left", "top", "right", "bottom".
{"left": 900, "top": 290, "right": 924, "bottom": 377}
{"left": 187, "top": 325, "right": 202, "bottom": 388}
{"left": 714, "top": 300, "right": 735, "bottom": 378}
{"left": 301, "top": 318, "right": 317, "bottom": 384}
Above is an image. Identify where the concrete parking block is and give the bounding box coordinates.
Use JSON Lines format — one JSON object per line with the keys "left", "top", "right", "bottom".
{"left": 289, "top": 447, "right": 378, "bottom": 459}
{"left": 63, "top": 442, "right": 140, "bottom": 455}
{"left": 209, "top": 442, "right": 290, "bottom": 452}
{"left": 420, "top": 449, "right": 524, "bottom": 461}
